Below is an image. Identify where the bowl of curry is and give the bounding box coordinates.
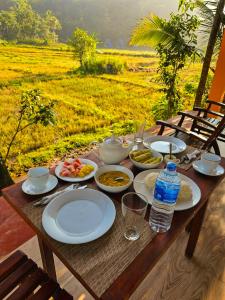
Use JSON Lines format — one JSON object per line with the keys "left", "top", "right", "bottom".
{"left": 94, "top": 165, "right": 134, "bottom": 193}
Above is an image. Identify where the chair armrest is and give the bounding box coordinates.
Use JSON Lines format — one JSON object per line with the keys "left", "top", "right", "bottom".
{"left": 156, "top": 120, "right": 189, "bottom": 135}
{"left": 207, "top": 100, "right": 225, "bottom": 108}
{"left": 193, "top": 107, "right": 224, "bottom": 118}
{"left": 177, "top": 112, "right": 217, "bottom": 129}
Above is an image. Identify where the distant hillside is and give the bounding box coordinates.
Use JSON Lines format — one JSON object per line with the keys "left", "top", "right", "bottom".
{"left": 0, "top": 0, "right": 179, "bottom": 47}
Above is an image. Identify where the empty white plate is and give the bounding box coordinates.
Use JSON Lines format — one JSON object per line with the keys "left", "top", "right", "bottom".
{"left": 133, "top": 169, "right": 201, "bottom": 211}
{"left": 143, "top": 136, "right": 186, "bottom": 154}
{"left": 42, "top": 188, "right": 116, "bottom": 244}
{"left": 22, "top": 175, "right": 58, "bottom": 195}
{"left": 193, "top": 160, "right": 225, "bottom": 176}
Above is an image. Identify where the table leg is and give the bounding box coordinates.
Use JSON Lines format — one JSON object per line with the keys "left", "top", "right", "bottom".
{"left": 38, "top": 236, "right": 57, "bottom": 280}
{"left": 185, "top": 200, "right": 208, "bottom": 258}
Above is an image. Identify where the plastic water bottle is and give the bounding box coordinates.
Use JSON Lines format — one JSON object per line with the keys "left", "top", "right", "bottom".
{"left": 149, "top": 162, "right": 180, "bottom": 233}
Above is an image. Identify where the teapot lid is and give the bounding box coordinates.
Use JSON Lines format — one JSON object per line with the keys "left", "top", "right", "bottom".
{"left": 104, "top": 134, "right": 122, "bottom": 145}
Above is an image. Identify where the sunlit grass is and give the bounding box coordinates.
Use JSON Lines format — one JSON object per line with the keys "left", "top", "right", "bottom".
{"left": 0, "top": 44, "right": 201, "bottom": 176}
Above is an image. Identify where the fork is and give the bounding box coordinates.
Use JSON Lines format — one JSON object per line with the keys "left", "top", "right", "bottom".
{"left": 33, "top": 183, "right": 79, "bottom": 207}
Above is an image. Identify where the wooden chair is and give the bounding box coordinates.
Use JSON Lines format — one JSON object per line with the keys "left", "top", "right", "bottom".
{"left": 0, "top": 250, "right": 73, "bottom": 300}
{"left": 156, "top": 107, "right": 225, "bottom": 155}
{"left": 179, "top": 100, "right": 225, "bottom": 143}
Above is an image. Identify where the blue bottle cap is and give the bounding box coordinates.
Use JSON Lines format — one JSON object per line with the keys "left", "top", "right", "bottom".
{"left": 166, "top": 162, "right": 177, "bottom": 171}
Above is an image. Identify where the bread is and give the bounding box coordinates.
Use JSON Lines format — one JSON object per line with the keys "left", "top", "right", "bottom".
{"left": 144, "top": 173, "right": 192, "bottom": 203}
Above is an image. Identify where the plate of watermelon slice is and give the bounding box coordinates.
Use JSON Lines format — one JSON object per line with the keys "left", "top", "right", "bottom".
{"left": 55, "top": 158, "right": 98, "bottom": 182}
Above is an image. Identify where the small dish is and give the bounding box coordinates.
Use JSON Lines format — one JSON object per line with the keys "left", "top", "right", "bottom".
{"left": 22, "top": 175, "right": 58, "bottom": 195}
{"left": 94, "top": 165, "right": 134, "bottom": 193}
{"left": 55, "top": 158, "right": 98, "bottom": 182}
{"left": 129, "top": 149, "right": 163, "bottom": 169}
{"left": 164, "top": 154, "right": 180, "bottom": 165}
{"left": 192, "top": 160, "right": 224, "bottom": 176}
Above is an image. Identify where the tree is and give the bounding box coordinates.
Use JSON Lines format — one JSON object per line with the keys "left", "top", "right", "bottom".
{"left": 0, "top": 89, "right": 56, "bottom": 190}
{"left": 0, "top": 0, "right": 61, "bottom": 43}
{"left": 69, "top": 28, "right": 98, "bottom": 67}
{"left": 130, "top": 0, "right": 200, "bottom": 119}
{"left": 194, "top": 0, "right": 225, "bottom": 107}
{"left": 39, "top": 10, "right": 62, "bottom": 43}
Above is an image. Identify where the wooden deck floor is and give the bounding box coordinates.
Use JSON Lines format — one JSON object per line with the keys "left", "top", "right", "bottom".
{"left": 2, "top": 175, "right": 224, "bottom": 300}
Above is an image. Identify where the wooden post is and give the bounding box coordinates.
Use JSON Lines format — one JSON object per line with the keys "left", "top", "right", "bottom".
{"left": 194, "top": 0, "right": 225, "bottom": 107}
{"left": 0, "top": 153, "right": 14, "bottom": 191}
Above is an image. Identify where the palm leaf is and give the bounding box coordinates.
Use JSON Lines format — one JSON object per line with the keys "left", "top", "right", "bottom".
{"left": 195, "top": 0, "right": 223, "bottom": 54}
{"left": 130, "top": 14, "right": 176, "bottom": 49}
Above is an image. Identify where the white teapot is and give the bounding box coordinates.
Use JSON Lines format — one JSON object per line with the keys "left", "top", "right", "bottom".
{"left": 92, "top": 135, "right": 133, "bottom": 164}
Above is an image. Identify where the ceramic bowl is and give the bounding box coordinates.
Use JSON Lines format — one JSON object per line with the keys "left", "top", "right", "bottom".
{"left": 164, "top": 154, "right": 180, "bottom": 165}
{"left": 129, "top": 149, "right": 163, "bottom": 169}
{"left": 94, "top": 165, "right": 134, "bottom": 193}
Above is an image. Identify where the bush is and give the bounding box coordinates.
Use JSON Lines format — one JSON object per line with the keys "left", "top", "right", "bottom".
{"left": 80, "top": 58, "right": 126, "bottom": 75}
{"left": 152, "top": 96, "right": 183, "bottom": 121}
{"left": 17, "top": 39, "right": 49, "bottom": 46}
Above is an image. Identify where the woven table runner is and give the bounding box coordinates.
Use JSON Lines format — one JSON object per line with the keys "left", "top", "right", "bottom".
{"left": 23, "top": 193, "right": 156, "bottom": 297}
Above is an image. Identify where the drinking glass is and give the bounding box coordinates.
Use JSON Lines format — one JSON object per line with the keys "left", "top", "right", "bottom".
{"left": 122, "top": 192, "right": 148, "bottom": 241}
{"left": 134, "top": 120, "right": 146, "bottom": 149}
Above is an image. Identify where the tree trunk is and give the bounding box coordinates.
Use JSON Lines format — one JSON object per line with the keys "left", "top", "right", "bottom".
{"left": 0, "top": 153, "right": 14, "bottom": 190}
{"left": 194, "top": 0, "right": 225, "bottom": 107}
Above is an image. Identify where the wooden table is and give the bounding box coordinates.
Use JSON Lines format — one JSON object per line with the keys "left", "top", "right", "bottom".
{"left": 2, "top": 152, "right": 225, "bottom": 300}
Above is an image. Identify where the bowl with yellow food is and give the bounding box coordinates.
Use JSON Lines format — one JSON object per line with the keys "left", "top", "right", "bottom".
{"left": 94, "top": 165, "right": 134, "bottom": 193}
{"left": 129, "top": 149, "right": 163, "bottom": 169}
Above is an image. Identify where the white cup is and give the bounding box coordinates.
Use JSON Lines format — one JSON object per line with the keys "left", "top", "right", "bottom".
{"left": 201, "top": 153, "right": 221, "bottom": 172}
{"left": 28, "top": 167, "right": 49, "bottom": 191}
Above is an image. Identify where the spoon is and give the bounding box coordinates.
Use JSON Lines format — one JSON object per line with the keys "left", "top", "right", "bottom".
{"left": 114, "top": 177, "right": 129, "bottom": 182}
{"left": 169, "top": 143, "right": 172, "bottom": 159}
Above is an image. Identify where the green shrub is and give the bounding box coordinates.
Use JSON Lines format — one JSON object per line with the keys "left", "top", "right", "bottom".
{"left": 17, "top": 39, "right": 49, "bottom": 46}
{"left": 152, "top": 96, "right": 183, "bottom": 121}
{"left": 81, "top": 58, "right": 126, "bottom": 75}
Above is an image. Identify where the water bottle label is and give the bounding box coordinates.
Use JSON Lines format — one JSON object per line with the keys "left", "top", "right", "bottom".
{"left": 154, "top": 179, "right": 180, "bottom": 204}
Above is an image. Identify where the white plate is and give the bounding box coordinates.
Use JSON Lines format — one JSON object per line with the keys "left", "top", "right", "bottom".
{"left": 193, "top": 160, "right": 225, "bottom": 176}
{"left": 55, "top": 159, "right": 98, "bottom": 182}
{"left": 22, "top": 175, "right": 58, "bottom": 195}
{"left": 42, "top": 188, "right": 116, "bottom": 244}
{"left": 143, "top": 136, "right": 186, "bottom": 154}
{"left": 133, "top": 169, "right": 201, "bottom": 211}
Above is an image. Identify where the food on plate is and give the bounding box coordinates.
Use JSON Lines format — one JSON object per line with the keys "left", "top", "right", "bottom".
{"left": 144, "top": 173, "right": 192, "bottom": 203}
{"left": 130, "top": 149, "right": 161, "bottom": 165}
{"left": 98, "top": 171, "right": 130, "bottom": 187}
{"left": 60, "top": 159, "right": 94, "bottom": 178}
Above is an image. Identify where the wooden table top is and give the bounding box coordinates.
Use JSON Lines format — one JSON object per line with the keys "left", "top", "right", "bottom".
{"left": 2, "top": 151, "right": 225, "bottom": 300}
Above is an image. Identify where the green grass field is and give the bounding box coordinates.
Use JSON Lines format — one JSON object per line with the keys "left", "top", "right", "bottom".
{"left": 0, "top": 44, "right": 202, "bottom": 177}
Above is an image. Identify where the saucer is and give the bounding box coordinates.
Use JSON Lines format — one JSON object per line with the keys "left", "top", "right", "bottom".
{"left": 192, "top": 160, "right": 224, "bottom": 176}
{"left": 22, "top": 175, "right": 58, "bottom": 195}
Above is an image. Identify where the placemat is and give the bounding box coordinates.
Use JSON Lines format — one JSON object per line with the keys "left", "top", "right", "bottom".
{"left": 22, "top": 191, "right": 156, "bottom": 297}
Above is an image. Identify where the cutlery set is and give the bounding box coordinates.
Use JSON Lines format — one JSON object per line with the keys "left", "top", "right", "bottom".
{"left": 33, "top": 184, "right": 87, "bottom": 206}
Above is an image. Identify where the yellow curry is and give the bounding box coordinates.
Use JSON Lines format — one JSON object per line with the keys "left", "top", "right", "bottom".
{"left": 98, "top": 171, "right": 130, "bottom": 186}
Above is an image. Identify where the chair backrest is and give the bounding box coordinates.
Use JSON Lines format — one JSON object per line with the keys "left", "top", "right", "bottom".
{"left": 203, "top": 114, "right": 225, "bottom": 152}
{"left": 0, "top": 250, "right": 73, "bottom": 300}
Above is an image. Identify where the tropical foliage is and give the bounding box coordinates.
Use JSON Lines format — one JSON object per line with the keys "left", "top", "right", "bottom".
{"left": 130, "top": 0, "right": 200, "bottom": 119}
{"left": 196, "top": 0, "right": 225, "bottom": 53}
{"left": 69, "top": 28, "right": 98, "bottom": 67}
{"left": 0, "top": 88, "right": 56, "bottom": 188}
{"left": 0, "top": 0, "right": 61, "bottom": 43}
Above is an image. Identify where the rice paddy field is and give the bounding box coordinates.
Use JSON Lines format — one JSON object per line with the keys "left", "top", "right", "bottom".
{"left": 0, "top": 44, "right": 202, "bottom": 177}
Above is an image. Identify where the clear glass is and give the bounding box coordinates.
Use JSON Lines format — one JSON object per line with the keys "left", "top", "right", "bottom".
{"left": 122, "top": 192, "right": 148, "bottom": 241}
{"left": 134, "top": 120, "right": 146, "bottom": 147}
